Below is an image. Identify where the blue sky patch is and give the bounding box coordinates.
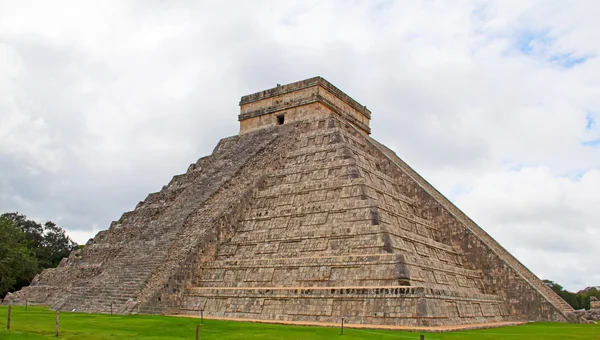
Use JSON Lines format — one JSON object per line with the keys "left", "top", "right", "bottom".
{"left": 582, "top": 139, "right": 600, "bottom": 147}
{"left": 513, "top": 29, "right": 589, "bottom": 68}
{"left": 503, "top": 161, "right": 535, "bottom": 172}
{"left": 508, "top": 163, "right": 526, "bottom": 171}
{"left": 515, "top": 29, "right": 551, "bottom": 55}
{"left": 369, "top": 0, "right": 394, "bottom": 12}
{"left": 549, "top": 53, "right": 588, "bottom": 68}
{"left": 586, "top": 113, "right": 596, "bottom": 130}
{"left": 560, "top": 168, "right": 590, "bottom": 181}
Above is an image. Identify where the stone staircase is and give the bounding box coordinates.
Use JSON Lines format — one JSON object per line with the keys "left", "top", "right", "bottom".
{"left": 52, "top": 239, "right": 177, "bottom": 313}
{"left": 12, "top": 127, "right": 287, "bottom": 314}
{"left": 134, "top": 124, "right": 324, "bottom": 314}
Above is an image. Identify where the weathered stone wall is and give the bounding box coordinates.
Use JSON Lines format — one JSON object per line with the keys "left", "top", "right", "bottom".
{"left": 182, "top": 286, "right": 508, "bottom": 327}
{"left": 239, "top": 77, "right": 371, "bottom": 135}
{"left": 591, "top": 297, "right": 600, "bottom": 311}
{"left": 239, "top": 102, "right": 330, "bottom": 135}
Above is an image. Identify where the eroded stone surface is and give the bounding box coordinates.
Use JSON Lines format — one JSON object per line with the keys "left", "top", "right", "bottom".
{"left": 6, "top": 77, "right": 579, "bottom": 327}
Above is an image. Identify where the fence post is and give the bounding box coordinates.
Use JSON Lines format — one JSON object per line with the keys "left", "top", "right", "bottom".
{"left": 195, "top": 324, "right": 201, "bottom": 340}
{"left": 7, "top": 304, "right": 11, "bottom": 330}
{"left": 110, "top": 302, "right": 113, "bottom": 316}
{"left": 420, "top": 334, "right": 425, "bottom": 340}
{"left": 55, "top": 311, "right": 60, "bottom": 337}
{"left": 25, "top": 299, "right": 28, "bottom": 311}
{"left": 341, "top": 318, "right": 344, "bottom": 335}
{"left": 200, "top": 309, "right": 203, "bottom": 324}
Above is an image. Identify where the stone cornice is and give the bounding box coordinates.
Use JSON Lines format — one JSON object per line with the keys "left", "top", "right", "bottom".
{"left": 239, "top": 76, "right": 371, "bottom": 120}
{"left": 238, "top": 93, "right": 371, "bottom": 134}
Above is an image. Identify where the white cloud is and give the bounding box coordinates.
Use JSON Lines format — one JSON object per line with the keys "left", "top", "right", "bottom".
{"left": 0, "top": 0, "right": 598, "bottom": 291}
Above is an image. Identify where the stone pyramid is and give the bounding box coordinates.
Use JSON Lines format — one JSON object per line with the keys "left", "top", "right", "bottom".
{"left": 10, "top": 77, "right": 578, "bottom": 328}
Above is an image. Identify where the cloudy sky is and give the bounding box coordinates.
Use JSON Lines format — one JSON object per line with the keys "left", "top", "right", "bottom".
{"left": 1, "top": 1, "right": 599, "bottom": 291}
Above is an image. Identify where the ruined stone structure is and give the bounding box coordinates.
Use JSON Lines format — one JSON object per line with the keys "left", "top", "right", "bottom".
{"left": 591, "top": 297, "right": 600, "bottom": 312}
{"left": 8, "top": 77, "right": 580, "bottom": 328}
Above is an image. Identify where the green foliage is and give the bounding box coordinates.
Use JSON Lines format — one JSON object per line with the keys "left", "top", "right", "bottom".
{"left": 0, "top": 212, "right": 78, "bottom": 297}
{"left": 544, "top": 279, "right": 600, "bottom": 310}
{"left": 0, "top": 216, "right": 38, "bottom": 295}
{"left": 1, "top": 213, "right": 78, "bottom": 269}
{"left": 1, "top": 306, "right": 599, "bottom": 340}
{"left": 577, "top": 286, "right": 600, "bottom": 310}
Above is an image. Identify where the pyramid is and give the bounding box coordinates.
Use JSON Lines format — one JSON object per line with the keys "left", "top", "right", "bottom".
{"left": 9, "top": 77, "right": 579, "bottom": 328}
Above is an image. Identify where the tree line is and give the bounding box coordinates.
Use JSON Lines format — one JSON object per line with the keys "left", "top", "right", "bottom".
{"left": 0, "top": 212, "right": 78, "bottom": 298}
{"left": 544, "top": 280, "right": 600, "bottom": 310}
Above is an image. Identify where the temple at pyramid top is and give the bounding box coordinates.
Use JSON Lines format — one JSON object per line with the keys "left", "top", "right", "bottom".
{"left": 239, "top": 76, "right": 372, "bottom": 135}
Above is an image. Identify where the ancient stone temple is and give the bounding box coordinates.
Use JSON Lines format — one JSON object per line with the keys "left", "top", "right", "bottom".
{"left": 8, "top": 77, "right": 580, "bottom": 328}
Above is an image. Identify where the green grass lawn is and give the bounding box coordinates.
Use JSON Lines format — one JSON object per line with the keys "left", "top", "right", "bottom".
{"left": 0, "top": 306, "right": 598, "bottom": 340}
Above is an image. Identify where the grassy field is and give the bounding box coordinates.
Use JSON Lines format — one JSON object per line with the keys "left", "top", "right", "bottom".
{"left": 0, "top": 306, "right": 598, "bottom": 340}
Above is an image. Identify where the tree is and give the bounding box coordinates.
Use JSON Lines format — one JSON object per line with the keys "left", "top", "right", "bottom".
{"left": 544, "top": 279, "right": 563, "bottom": 294}
{"left": 0, "top": 216, "right": 38, "bottom": 296}
{"left": 40, "top": 220, "right": 78, "bottom": 267}
{"left": 577, "top": 286, "right": 600, "bottom": 310}
{"left": 0, "top": 212, "right": 78, "bottom": 297}
{"left": 544, "top": 279, "right": 599, "bottom": 310}
{"left": 1, "top": 212, "right": 78, "bottom": 268}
